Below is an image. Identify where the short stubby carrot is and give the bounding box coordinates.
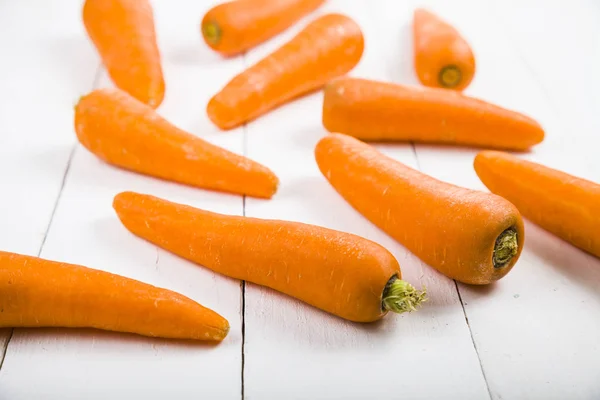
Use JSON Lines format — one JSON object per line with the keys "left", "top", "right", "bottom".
{"left": 413, "top": 8, "right": 475, "bottom": 91}
{"left": 475, "top": 151, "right": 600, "bottom": 258}
{"left": 202, "top": 0, "right": 325, "bottom": 56}
{"left": 322, "top": 77, "right": 544, "bottom": 151}
{"left": 113, "top": 191, "right": 426, "bottom": 323}
{"left": 0, "top": 251, "right": 229, "bottom": 341}
{"left": 315, "top": 134, "right": 524, "bottom": 285}
{"left": 207, "top": 13, "right": 364, "bottom": 130}
{"left": 75, "top": 88, "right": 279, "bottom": 199}
{"left": 83, "top": 0, "right": 165, "bottom": 108}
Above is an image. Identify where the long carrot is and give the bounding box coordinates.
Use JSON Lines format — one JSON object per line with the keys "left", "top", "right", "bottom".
{"left": 113, "top": 191, "right": 425, "bottom": 323}
{"left": 207, "top": 13, "right": 364, "bottom": 130}
{"left": 474, "top": 151, "right": 600, "bottom": 258}
{"left": 413, "top": 8, "right": 476, "bottom": 91}
{"left": 83, "top": 0, "right": 165, "bottom": 108}
{"left": 315, "top": 134, "right": 524, "bottom": 285}
{"left": 0, "top": 251, "right": 229, "bottom": 341}
{"left": 322, "top": 77, "right": 544, "bottom": 151}
{"left": 202, "top": 0, "right": 325, "bottom": 56}
{"left": 75, "top": 88, "right": 279, "bottom": 199}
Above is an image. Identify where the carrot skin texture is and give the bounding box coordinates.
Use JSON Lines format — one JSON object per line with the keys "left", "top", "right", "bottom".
{"left": 202, "top": 0, "right": 325, "bottom": 56}
{"left": 75, "top": 88, "right": 279, "bottom": 199}
{"left": 413, "top": 8, "right": 475, "bottom": 91}
{"left": 83, "top": 0, "right": 165, "bottom": 108}
{"left": 322, "top": 77, "right": 544, "bottom": 151}
{"left": 113, "top": 191, "right": 401, "bottom": 322}
{"left": 207, "top": 13, "right": 364, "bottom": 130}
{"left": 0, "top": 251, "right": 229, "bottom": 341}
{"left": 474, "top": 151, "right": 600, "bottom": 258}
{"left": 315, "top": 134, "right": 524, "bottom": 285}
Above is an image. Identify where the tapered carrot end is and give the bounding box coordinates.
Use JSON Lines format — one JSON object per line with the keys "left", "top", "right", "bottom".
{"left": 145, "top": 84, "right": 165, "bottom": 110}
{"left": 473, "top": 150, "right": 513, "bottom": 195}
{"left": 209, "top": 322, "right": 230, "bottom": 342}
{"left": 194, "top": 315, "right": 230, "bottom": 342}
{"left": 413, "top": 7, "right": 433, "bottom": 23}
{"left": 474, "top": 150, "right": 499, "bottom": 175}
{"left": 206, "top": 95, "right": 240, "bottom": 130}
{"left": 261, "top": 173, "right": 280, "bottom": 199}
{"left": 413, "top": 8, "right": 448, "bottom": 29}
{"left": 113, "top": 191, "right": 136, "bottom": 213}
{"left": 509, "top": 114, "right": 545, "bottom": 150}
{"left": 112, "top": 191, "right": 155, "bottom": 230}
{"left": 530, "top": 122, "right": 545, "bottom": 146}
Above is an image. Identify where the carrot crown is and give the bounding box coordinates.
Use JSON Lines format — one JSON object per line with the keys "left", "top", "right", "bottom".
{"left": 439, "top": 65, "right": 462, "bottom": 88}
{"left": 202, "top": 21, "right": 222, "bottom": 45}
{"left": 493, "top": 228, "right": 518, "bottom": 268}
{"left": 382, "top": 277, "right": 427, "bottom": 314}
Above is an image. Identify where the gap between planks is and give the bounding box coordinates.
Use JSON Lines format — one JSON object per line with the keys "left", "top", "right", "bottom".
{"left": 0, "top": 63, "right": 104, "bottom": 374}
{"left": 412, "top": 143, "right": 491, "bottom": 398}
{"left": 454, "top": 281, "right": 493, "bottom": 400}
{"left": 240, "top": 52, "right": 248, "bottom": 400}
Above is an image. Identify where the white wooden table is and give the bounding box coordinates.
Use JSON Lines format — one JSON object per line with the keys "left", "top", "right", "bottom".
{"left": 1, "top": 1, "right": 599, "bottom": 399}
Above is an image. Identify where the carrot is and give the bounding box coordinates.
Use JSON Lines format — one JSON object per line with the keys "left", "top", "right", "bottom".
{"left": 75, "top": 88, "right": 279, "bottom": 199}
{"left": 315, "top": 134, "right": 524, "bottom": 285}
{"left": 113, "top": 191, "right": 426, "bottom": 323}
{"left": 202, "top": 0, "right": 325, "bottom": 56}
{"left": 0, "top": 251, "right": 229, "bottom": 341}
{"left": 474, "top": 151, "right": 600, "bottom": 258}
{"left": 322, "top": 77, "right": 544, "bottom": 151}
{"left": 207, "top": 13, "right": 364, "bottom": 130}
{"left": 83, "top": 0, "right": 165, "bottom": 108}
{"left": 413, "top": 8, "right": 475, "bottom": 91}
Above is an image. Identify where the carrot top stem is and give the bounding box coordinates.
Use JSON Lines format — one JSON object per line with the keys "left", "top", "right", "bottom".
{"left": 202, "top": 21, "right": 221, "bottom": 45}
{"left": 493, "top": 228, "right": 518, "bottom": 268}
{"left": 439, "top": 65, "right": 462, "bottom": 88}
{"left": 382, "top": 276, "right": 427, "bottom": 314}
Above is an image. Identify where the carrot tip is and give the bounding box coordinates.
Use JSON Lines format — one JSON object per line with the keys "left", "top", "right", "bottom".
{"left": 493, "top": 228, "right": 518, "bottom": 268}
{"left": 439, "top": 65, "right": 462, "bottom": 88}
{"left": 382, "top": 277, "right": 427, "bottom": 314}
{"left": 202, "top": 21, "right": 222, "bottom": 45}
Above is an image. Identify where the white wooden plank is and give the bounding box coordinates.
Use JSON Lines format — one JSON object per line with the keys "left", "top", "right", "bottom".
{"left": 393, "top": 1, "right": 600, "bottom": 399}
{"left": 243, "top": 1, "right": 489, "bottom": 398}
{"left": 0, "top": 0, "right": 99, "bottom": 367}
{"left": 0, "top": 1, "right": 245, "bottom": 399}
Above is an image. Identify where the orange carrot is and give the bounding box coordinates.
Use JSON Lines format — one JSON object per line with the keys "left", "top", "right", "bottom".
{"left": 475, "top": 151, "right": 600, "bottom": 258}
{"left": 113, "top": 191, "right": 425, "bottom": 322}
{"left": 75, "top": 88, "right": 279, "bottom": 199}
{"left": 315, "top": 133, "right": 524, "bottom": 285}
{"left": 202, "top": 0, "right": 325, "bottom": 56}
{"left": 322, "top": 77, "right": 544, "bottom": 151}
{"left": 0, "top": 251, "right": 229, "bottom": 341}
{"left": 413, "top": 8, "right": 475, "bottom": 91}
{"left": 207, "top": 13, "right": 364, "bottom": 130}
{"left": 83, "top": 0, "right": 165, "bottom": 108}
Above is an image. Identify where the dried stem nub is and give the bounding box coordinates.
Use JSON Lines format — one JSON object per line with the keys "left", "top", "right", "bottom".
{"left": 493, "top": 228, "right": 518, "bottom": 268}
{"left": 382, "top": 276, "right": 427, "bottom": 314}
